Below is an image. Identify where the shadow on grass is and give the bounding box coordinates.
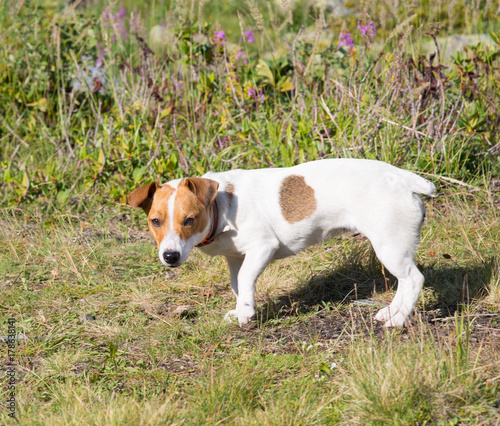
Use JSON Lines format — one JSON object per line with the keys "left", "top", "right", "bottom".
{"left": 257, "top": 252, "right": 496, "bottom": 325}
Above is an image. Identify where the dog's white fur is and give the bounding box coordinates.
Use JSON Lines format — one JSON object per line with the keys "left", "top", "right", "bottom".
{"left": 128, "top": 159, "right": 435, "bottom": 327}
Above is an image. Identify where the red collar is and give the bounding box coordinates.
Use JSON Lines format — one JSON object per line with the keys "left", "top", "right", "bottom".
{"left": 196, "top": 199, "right": 219, "bottom": 247}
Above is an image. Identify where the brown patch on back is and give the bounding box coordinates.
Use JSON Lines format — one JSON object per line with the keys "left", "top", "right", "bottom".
{"left": 147, "top": 185, "right": 175, "bottom": 246}
{"left": 279, "top": 175, "right": 317, "bottom": 223}
{"left": 173, "top": 180, "right": 210, "bottom": 241}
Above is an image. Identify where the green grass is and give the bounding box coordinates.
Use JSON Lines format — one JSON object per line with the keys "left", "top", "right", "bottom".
{"left": 1, "top": 187, "right": 499, "bottom": 424}
{"left": 1, "top": 0, "right": 500, "bottom": 424}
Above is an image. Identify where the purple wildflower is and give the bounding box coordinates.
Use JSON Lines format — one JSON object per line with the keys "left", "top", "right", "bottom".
{"left": 214, "top": 31, "right": 226, "bottom": 44}
{"left": 338, "top": 31, "right": 354, "bottom": 51}
{"left": 102, "top": 6, "right": 128, "bottom": 40}
{"left": 115, "top": 21, "right": 128, "bottom": 39}
{"left": 219, "top": 136, "right": 228, "bottom": 148}
{"left": 244, "top": 30, "right": 255, "bottom": 44}
{"left": 235, "top": 51, "right": 246, "bottom": 61}
{"left": 117, "top": 6, "right": 127, "bottom": 19}
{"left": 247, "top": 88, "right": 264, "bottom": 102}
{"left": 358, "top": 19, "right": 376, "bottom": 38}
{"left": 96, "top": 48, "right": 107, "bottom": 66}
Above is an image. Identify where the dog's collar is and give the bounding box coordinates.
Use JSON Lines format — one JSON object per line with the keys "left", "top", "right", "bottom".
{"left": 196, "top": 199, "right": 219, "bottom": 247}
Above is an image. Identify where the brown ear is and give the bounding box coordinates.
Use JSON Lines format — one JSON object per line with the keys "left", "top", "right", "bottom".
{"left": 184, "top": 178, "right": 219, "bottom": 208}
{"left": 127, "top": 182, "right": 159, "bottom": 215}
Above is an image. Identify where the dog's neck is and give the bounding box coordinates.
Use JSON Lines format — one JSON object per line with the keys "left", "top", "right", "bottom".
{"left": 196, "top": 199, "right": 219, "bottom": 247}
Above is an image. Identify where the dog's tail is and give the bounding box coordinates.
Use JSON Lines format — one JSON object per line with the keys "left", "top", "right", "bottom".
{"left": 398, "top": 170, "right": 436, "bottom": 197}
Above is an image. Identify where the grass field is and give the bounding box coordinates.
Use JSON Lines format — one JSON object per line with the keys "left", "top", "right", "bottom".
{"left": 1, "top": 0, "right": 500, "bottom": 424}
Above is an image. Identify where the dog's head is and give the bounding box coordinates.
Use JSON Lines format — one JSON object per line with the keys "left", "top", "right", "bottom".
{"left": 128, "top": 178, "right": 219, "bottom": 267}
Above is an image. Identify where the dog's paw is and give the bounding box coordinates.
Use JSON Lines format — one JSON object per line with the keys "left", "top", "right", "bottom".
{"left": 236, "top": 304, "right": 255, "bottom": 327}
{"left": 375, "top": 307, "right": 407, "bottom": 327}
{"left": 382, "top": 311, "right": 408, "bottom": 327}
{"left": 225, "top": 305, "right": 255, "bottom": 326}
{"left": 224, "top": 310, "right": 238, "bottom": 323}
{"left": 374, "top": 306, "right": 395, "bottom": 323}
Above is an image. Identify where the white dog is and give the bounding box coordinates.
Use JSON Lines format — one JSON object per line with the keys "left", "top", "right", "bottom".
{"left": 128, "top": 159, "right": 435, "bottom": 327}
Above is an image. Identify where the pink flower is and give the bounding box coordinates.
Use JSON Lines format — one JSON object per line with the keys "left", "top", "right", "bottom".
{"left": 258, "top": 89, "right": 264, "bottom": 103}
{"left": 96, "top": 48, "right": 107, "bottom": 66}
{"left": 214, "top": 31, "right": 226, "bottom": 44}
{"left": 236, "top": 51, "right": 246, "bottom": 61}
{"left": 102, "top": 6, "right": 128, "bottom": 40}
{"left": 115, "top": 21, "right": 128, "bottom": 39}
{"left": 244, "top": 30, "right": 255, "bottom": 44}
{"left": 117, "top": 6, "right": 127, "bottom": 19}
{"left": 338, "top": 32, "right": 354, "bottom": 51}
{"left": 247, "top": 88, "right": 264, "bottom": 103}
{"left": 358, "top": 19, "right": 376, "bottom": 38}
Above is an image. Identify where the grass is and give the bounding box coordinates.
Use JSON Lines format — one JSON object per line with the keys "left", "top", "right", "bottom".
{"left": 1, "top": 0, "right": 500, "bottom": 424}
{"left": 1, "top": 186, "right": 499, "bottom": 424}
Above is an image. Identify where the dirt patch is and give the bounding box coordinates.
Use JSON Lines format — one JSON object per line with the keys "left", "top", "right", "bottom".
{"left": 233, "top": 305, "right": 500, "bottom": 359}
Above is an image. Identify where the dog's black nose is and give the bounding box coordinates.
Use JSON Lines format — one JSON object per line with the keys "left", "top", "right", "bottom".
{"left": 163, "top": 251, "right": 180, "bottom": 265}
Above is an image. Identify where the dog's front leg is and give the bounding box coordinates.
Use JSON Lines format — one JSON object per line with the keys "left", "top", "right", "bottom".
{"left": 223, "top": 256, "right": 244, "bottom": 323}
{"left": 230, "top": 247, "right": 276, "bottom": 327}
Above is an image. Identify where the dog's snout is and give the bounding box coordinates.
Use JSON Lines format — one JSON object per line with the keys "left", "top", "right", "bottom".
{"left": 163, "top": 250, "right": 180, "bottom": 265}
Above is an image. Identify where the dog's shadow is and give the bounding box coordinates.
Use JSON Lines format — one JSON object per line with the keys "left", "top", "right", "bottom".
{"left": 257, "top": 248, "right": 496, "bottom": 324}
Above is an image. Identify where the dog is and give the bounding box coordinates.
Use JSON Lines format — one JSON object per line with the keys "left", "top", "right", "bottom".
{"left": 128, "top": 159, "right": 435, "bottom": 327}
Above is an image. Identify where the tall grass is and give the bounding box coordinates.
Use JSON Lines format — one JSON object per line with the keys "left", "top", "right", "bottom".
{"left": 343, "top": 317, "right": 497, "bottom": 424}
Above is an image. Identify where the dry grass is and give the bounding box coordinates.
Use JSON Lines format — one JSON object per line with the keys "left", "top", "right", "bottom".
{"left": 1, "top": 186, "right": 499, "bottom": 424}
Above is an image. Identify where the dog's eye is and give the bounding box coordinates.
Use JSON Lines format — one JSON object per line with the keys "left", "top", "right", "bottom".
{"left": 151, "top": 218, "right": 161, "bottom": 227}
{"left": 183, "top": 217, "right": 195, "bottom": 226}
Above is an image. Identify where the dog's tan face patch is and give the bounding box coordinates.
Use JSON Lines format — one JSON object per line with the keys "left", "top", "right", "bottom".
{"left": 146, "top": 178, "right": 217, "bottom": 249}
{"left": 173, "top": 181, "right": 210, "bottom": 241}
{"left": 279, "top": 175, "right": 317, "bottom": 223}
{"left": 147, "top": 182, "right": 211, "bottom": 246}
{"left": 147, "top": 185, "right": 175, "bottom": 246}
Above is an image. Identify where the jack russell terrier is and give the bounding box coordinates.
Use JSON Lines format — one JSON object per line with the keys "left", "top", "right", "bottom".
{"left": 128, "top": 159, "right": 435, "bottom": 327}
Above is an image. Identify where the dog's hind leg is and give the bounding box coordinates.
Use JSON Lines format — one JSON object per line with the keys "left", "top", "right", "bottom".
{"left": 360, "top": 192, "right": 427, "bottom": 327}
{"left": 371, "top": 241, "right": 424, "bottom": 327}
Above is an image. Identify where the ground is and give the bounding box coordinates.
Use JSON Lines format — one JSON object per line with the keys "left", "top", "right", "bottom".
{"left": 1, "top": 183, "right": 499, "bottom": 424}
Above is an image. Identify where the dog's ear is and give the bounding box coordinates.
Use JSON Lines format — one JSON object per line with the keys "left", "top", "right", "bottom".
{"left": 127, "top": 182, "right": 159, "bottom": 215}
{"left": 184, "top": 178, "right": 219, "bottom": 208}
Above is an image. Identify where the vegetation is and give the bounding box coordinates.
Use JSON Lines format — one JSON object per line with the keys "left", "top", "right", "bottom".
{"left": 1, "top": 0, "right": 499, "bottom": 205}
{"left": 1, "top": 0, "right": 499, "bottom": 424}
